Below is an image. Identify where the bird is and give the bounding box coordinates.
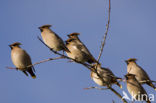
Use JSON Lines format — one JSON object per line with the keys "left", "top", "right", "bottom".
{"left": 90, "top": 64, "right": 122, "bottom": 88}
{"left": 125, "top": 73, "right": 151, "bottom": 103}
{"left": 38, "top": 24, "right": 70, "bottom": 52}
{"left": 9, "top": 42, "right": 36, "bottom": 79}
{"left": 66, "top": 33, "right": 97, "bottom": 64}
{"left": 125, "top": 58, "right": 156, "bottom": 90}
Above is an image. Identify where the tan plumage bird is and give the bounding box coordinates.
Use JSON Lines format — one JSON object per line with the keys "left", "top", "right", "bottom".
{"left": 125, "top": 58, "right": 156, "bottom": 90}
{"left": 38, "top": 24, "right": 70, "bottom": 52}
{"left": 9, "top": 42, "right": 36, "bottom": 78}
{"left": 90, "top": 64, "right": 122, "bottom": 88}
{"left": 67, "top": 33, "right": 97, "bottom": 63}
{"left": 125, "top": 73, "right": 151, "bottom": 103}
{"left": 66, "top": 33, "right": 97, "bottom": 64}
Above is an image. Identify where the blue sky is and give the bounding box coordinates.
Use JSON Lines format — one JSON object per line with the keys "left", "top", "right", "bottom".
{"left": 1, "top": 0, "right": 156, "bottom": 103}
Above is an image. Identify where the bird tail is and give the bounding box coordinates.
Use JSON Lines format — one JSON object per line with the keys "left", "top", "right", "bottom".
{"left": 23, "top": 71, "right": 28, "bottom": 76}
{"left": 115, "top": 82, "right": 122, "bottom": 89}
{"left": 147, "top": 82, "right": 156, "bottom": 91}
{"left": 146, "top": 98, "right": 151, "bottom": 103}
{"left": 27, "top": 68, "right": 36, "bottom": 79}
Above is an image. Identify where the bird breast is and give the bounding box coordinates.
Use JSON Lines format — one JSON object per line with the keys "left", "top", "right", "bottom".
{"left": 11, "top": 48, "right": 29, "bottom": 70}
{"left": 66, "top": 44, "right": 87, "bottom": 62}
{"left": 91, "top": 72, "right": 104, "bottom": 86}
{"left": 41, "top": 31, "right": 63, "bottom": 51}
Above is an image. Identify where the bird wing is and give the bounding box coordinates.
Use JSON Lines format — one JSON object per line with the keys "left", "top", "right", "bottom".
{"left": 137, "top": 65, "right": 151, "bottom": 81}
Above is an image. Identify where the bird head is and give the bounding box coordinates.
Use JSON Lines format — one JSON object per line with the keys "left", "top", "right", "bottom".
{"left": 9, "top": 42, "right": 22, "bottom": 49}
{"left": 67, "top": 32, "right": 80, "bottom": 38}
{"left": 38, "top": 24, "right": 52, "bottom": 32}
{"left": 125, "top": 73, "right": 136, "bottom": 80}
{"left": 65, "top": 38, "right": 76, "bottom": 44}
{"left": 125, "top": 58, "right": 137, "bottom": 65}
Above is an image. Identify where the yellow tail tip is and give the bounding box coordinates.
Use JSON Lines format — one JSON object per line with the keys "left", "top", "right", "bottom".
{"left": 120, "top": 85, "right": 123, "bottom": 89}
{"left": 32, "top": 76, "right": 36, "bottom": 79}
{"left": 155, "top": 88, "right": 156, "bottom": 91}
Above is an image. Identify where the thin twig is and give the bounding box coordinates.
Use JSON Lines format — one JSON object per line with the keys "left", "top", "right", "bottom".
{"left": 84, "top": 86, "right": 108, "bottom": 90}
{"left": 92, "top": 0, "right": 111, "bottom": 92}
{"left": 109, "top": 87, "right": 127, "bottom": 103}
{"left": 139, "top": 80, "right": 156, "bottom": 84}
{"left": 27, "top": 56, "right": 64, "bottom": 68}
{"left": 151, "top": 80, "right": 156, "bottom": 83}
{"left": 97, "top": 0, "right": 111, "bottom": 62}
{"left": 6, "top": 67, "right": 18, "bottom": 70}
{"left": 84, "top": 85, "right": 127, "bottom": 103}
{"left": 6, "top": 57, "right": 64, "bottom": 70}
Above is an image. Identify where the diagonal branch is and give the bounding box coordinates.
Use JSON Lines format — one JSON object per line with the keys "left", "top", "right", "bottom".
{"left": 97, "top": 0, "right": 111, "bottom": 62}
{"left": 109, "top": 87, "right": 127, "bottom": 103}
{"left": 37, "top": 36, "right": 92, "bottom": 70}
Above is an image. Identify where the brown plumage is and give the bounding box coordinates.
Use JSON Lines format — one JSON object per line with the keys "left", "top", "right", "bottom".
{"left": 66, "top": 33, "right": 97, "bottom": 64}
{"left": 90, "top": 64, "right": 122, "bottom": 88}
{"left": 125, "top": 73, "right": 151, "bottom": 103}
{"left": 9, "top": 42, "right": 36, "bottom": 79}
{"left": 38, "top": 24, "right": 70, "bottom": 52}
{"left": 125, "top": 58, "right": 156, "bottom": 90}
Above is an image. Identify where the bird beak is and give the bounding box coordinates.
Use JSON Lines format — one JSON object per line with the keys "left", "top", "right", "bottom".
{"left": 124, "top": 75, "right": 128, "bottom": 80}
{"left": 38, "top": 27, "right": 43, "bottom": 32}
{"left": 8, "top": 45, "right": 12, "bottom": 49}
{"left": 67, "top": 34, "right": 70, "bottom": 37}
{"left": 125, "top": 60, "right": 128, "bottom": 64}
{"left": 65, "top": 40, "right": 68, "bottom": 44}
{"left": 38, "top": 27, "right": 41, "bottom": 29}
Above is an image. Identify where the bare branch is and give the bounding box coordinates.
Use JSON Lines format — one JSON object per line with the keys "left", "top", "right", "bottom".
{"left": 84, "top": 86, "right": 108, "bottom": 90}
{"left": 84, "top": 86, "right": 127, "bottom": 103}
{"left": 139, "top": 80, "right": 156, "bottom": 84}
{"left": 6, "top": 56, "right": 64, "bottom": 70}
{"left": 109, "top": 87, "right": 127, "bottom": 103}
{"left": 97, "top": 0, "right": 111, "bottom": 62}
{"left": 27, "top": 57, "right": 64, "bottom": 68}
{"left": 6, "top": 67, "right": 18, "bottom": 70}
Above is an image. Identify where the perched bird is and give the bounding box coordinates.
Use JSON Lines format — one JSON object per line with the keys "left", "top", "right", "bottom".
{"left": 90, "top": 64, "right": 122, "bottom": 88}
{"left": 65, "top": 38, "right": 95, "bottom": 63}
{"left": 67, "top": 33, "right": 97, "bottom": 64}
{"left": 125, "top": 58, "right": 156, "bottom": 90}
{"left": 125, "top": 73, "right": 151, "bottom": 103}
{"left": 66, "top": 33, "right": 97, "bottom": 64}
{"left": 38, "top": 24, "right": 70, "bottom": 52}
{"left": 67, "top": 32, "right": 81, "bottom": 42}
{"left": 9, "top": 42, "right": 36, "bottom": 78}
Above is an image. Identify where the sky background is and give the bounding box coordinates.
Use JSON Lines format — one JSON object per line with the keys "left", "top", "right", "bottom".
{"left": 1, "top": 0, "right": 156, "bottom": 103}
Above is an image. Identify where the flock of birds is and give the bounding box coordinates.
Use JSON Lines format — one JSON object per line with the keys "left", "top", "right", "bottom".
{"left": 9, "top": 24, "right": 155, "bottom": 103}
